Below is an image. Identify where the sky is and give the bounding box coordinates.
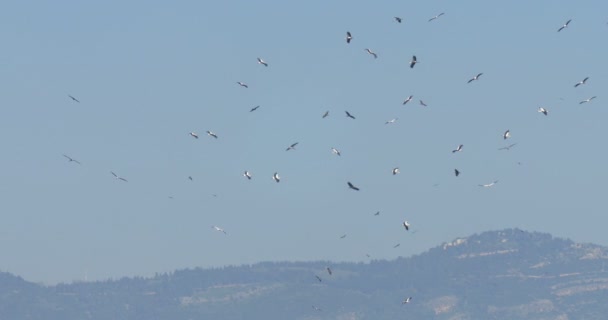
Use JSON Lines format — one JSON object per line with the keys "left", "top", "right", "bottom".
{"left": 0, "top": 0, "right": 607, "bottom": 284}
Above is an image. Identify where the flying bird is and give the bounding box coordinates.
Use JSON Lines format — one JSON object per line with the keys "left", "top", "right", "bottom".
{"left": 347, "top": 181, "right": 360, "bottom": 191}
{"left": 394, "top": 17, "right": 402, "bottom": 23}
{"left": 110, "top": 171, "right": 128, "bottom": 182}
{"left": 326, "top": 267, "right": 333, "bottom": 275}
{"left": 409, "top": 55, "right": 417, "bottom": 68}
{"left": 574, "top": 77, "right": 589, "bottom": 88}
{"left": 206, "top": 131, "right": 218, "bottom": 139}
{"left": 331, "top": 147, "right": 341, "bottom": 156}
{"left": 364, "top": 48, "right": 378, "bottom": 59}
{"left": 455, "top": 169, "right": 460, "bottom": 177}
{"left": 385, "top": 118, "right": 398, "bottom": 125}
{"left": 322, "top": 111, "right": 329, "bottom": 118}
{"left": 68, "top": 95, "right": 80, "bottom": 103}
{"left": 188, "top": 176, "right": 193, "bottom": 181}
{"left": 538, "top": 107, "right": 548, "bottom": 115}
{"left": 479, "top": 180, "right": 499, "bottom": 188}
{"left": 340, "top": 234, "right": 347, "bottom": 239}
{"left": 346, "top": 31, "right": 352, "bottom": 43}
{"left": 403, "top": 95, "right": 413, "bottom": 105}
{"left": 286, "top": 142, "right": 299, "bottom": 151}
{"left": 345, "top": 111, "right": 356, "bottom": 119}
{"left": 374, "top": 211, "right": 380, "bottom": 216}
{"left": 249, "top": 105, "right": 260, "bottom": 112}
{"left": 419, "top": 100, "right": 427, "bottom": 107}
{"left": 312, "top": 305, "right": 322, "bottom": 312}
{"left": 393, "top": 243, "right": 401, "bottom": 248}
{"left": 189, "top": 132, "right": 199, "bottom": 139}
{"left": 402, "top": 297, "right": 412, "bottom": 304}
{"left": 428, "top": 12, "right": 445, "bottom": 22}
{"left": 212, "top": 226, "right": 227, "bottom": 235}
{"left": 236, "top": 81, "right": 248, "bottom": 88}
{"left": 467, "top": 73, "right": 483, "bottom": 83}
{"left": 243, "top": 171, "right": 252, "bottom": 180}
{"left": 557, "top": 19, "right": 572, "bottom": 32}
{"left": 315, "top": 275, "right": 322, "bottom": 282}
{"left": 392, "top": 168, "right": 400, "bottom": 175}
{"left": 257, "top": 57, "right": 268, "bottom": 67}
{"left": 452, "top": 144, "right": 463, "bottom": 153}
{"left": 403, "top": 221, "right": 411, "bottom": 231}
{"left": 579, "top": 96, "right": 597, "bottom": 104}
{"left": 503, "top": 130, "right": 511, "bottom": 140}
{"left": 273, "top": 172, "right": 280, "bottom": 183}
{"left": 498, "top": 143, "right": 517, "bottom": 151}
{"left": 63, "top": 154, "right": 81, "bottom": 165}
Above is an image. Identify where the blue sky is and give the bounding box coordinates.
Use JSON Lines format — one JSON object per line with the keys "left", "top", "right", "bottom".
{"left": 1, "top": 0, "right": 607, "bottom": 284}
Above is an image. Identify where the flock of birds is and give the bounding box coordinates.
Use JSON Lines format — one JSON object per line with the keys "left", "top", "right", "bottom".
{"left": 57, "top": 10, "right": 604, "bottom": 312}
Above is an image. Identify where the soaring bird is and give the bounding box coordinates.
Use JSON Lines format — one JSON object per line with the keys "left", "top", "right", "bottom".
{"left": 479, "top": 180, "right": 499, "bottom": 188}
{"left": 419, "top": 100, "right": 427, "bottom": 107}
{"left": 579, "top": 96, "right": 597, "bottom": 104}
{"left": 538, "top": 107, "right": 548, "bottom": 115}
{"left": 467, "top": 73, "right": 483, "bottom": 83}
{"left": 574, "top": 77, "right": 589, "bottom": 88}
{"left": 409, "top": 55, "right": 417, "bottom": 68}
{"left": 498, "top": 143, "right": 517, "bottom": 151}
{"left": 326, "top": 267, "right": 333, "bottom": 275}
{"left": 273, "top": 172, "right": 280, "bottom": 183}
{"left": 243, "top": 171, "right": 252, "bottom": 180}
{"left": 206, "top": 131, "right": 218, "bottom": 139}
{"left": 286, "top": 142, "right": 299, "bottom": 151}
{"left": 455, "top": 169, "right": 460, "bottom": 177}
{"left": 63, "top": 154, "right": 81, "bottom": 165}
{"left": 249, "top": 105, "right": 260, "bottom": 112}
{"left": 188, "top": 176, "right": 193, "bottom": 181}
{"left": 212, "top": 226, "right": 227, "bottom": 235}
{"left": 402, "top": 297, "right": 412, "bottom": 304}
{"left": 68, "top": 95, "right": 80, "bottom": 103}
{"left": 364, "top": 48, "right": 378, "bottom": 59}
{"left": 257, "top": 57, "right": 268, "bottom": 67}
{"left": 428, "top": 12, "right": 445, "bottom": 22}
{"left": 346, "top": 31, "right": 352, "bottom": 43}
{"left": 347, "top": 181, "right": 360, "bottom": 191}
{"left": 331, "top": 147, "right": 341, "bottom": 156}
{"left": 557, "top": 19, "right": 572, "bottom": 32}
{"left": 385, "top": 118, "right": 398, "bottom": 125}
{"left": 374, "top": 211, "right": 380, "bottom": 216}
{"left": 345, "top": 111, "right": 356, "bottom": 119}
{"left": 322, "top": 111, "right": 329, "bottom": 118}
{"left": 189, "top": 132, "right": 199, "bottom": 139}
{"left": 312, "top": 305, "right": 322, "bottom": 312}
{"left": 452, "top": 144, "right": 463, "bottom": 153}
{"left": 403, "top": 221, "right": 411, "bottom": 231}
{"left": 503, "top": 130, "right": 511, "bottom": 140}
{"left": 394, "top": 17, "right": 402, "bottom": 23}
{"left": 392, "top": 168, "right": 400, "bottom": 175}
{"left": 315, "top": 275, "right": 322, "bottom": 282}
{"left": 236, "top": 81, "right": 249, "bottom": 88}
{"left": 340, "top": 234, "right": 347, "bottom": 239}
{"left": 110, "top": 171, "right": 128, "bottom": 182}
{"left": 403, "top": 95, "right": 413, "bottom": 105}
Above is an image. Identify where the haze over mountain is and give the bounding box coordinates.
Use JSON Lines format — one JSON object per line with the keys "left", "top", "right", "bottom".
{"left": 2, "top": 229, "right": 607, "bottom": 319}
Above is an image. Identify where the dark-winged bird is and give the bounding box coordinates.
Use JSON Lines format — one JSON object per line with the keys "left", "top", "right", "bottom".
{"left": 467, "top": 73, "right": 483, "bottom": 83}
{"left": 347, "top": 181, "right": 360, "bottom": 191}
{"left": 558, "top": 19, "right": 572, "bottom": 32}
{"left": 403, "top": 95, "right": 413, "bottom": 105}
{"left": 428, "top": 12, "right": 445, "bottom": 22}
{"left": 409, "top": 55, "right": 417, "bottom": 68}
{"left": 257, "top": 57, "right": 268, "bottom": 67}
{"left": 579, "top": 96, "right": 597, "bottom": 104}
{"left": 346, "top": 31, "right": 352, "bottom": 43}
{"left": 395, "top": 17, "right": 402, "bottom": 23}
{"left": 63, "top": 154, "right": 81, "bottom": 165}
{"left": 452, "top": 144, "right": 463, "bottom": 153}
{"left": 455, "top": 169, "right": 460, "bottom": 177}
{"left": 345, "top": 111, "right": 356, "bottom": 119}
{"left": 68, "top": 95, "right": 80, "bottom": 103}
{"left": 250, "top": 105, "right": 260, "bottom": 112}
{"left": 286, "top": 142, "right": 299, "bottom": 151}
{"left": 574, "top": 77, "right": 589, "bottom": 88}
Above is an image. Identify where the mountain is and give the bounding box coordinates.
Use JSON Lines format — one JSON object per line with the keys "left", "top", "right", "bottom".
{"left": 3, "top": 229, "right": 608, "bottom": 319}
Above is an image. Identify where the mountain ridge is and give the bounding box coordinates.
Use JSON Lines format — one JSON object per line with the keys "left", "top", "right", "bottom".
{"left": 3, "top": 228, "right": 608, "bottom": 319}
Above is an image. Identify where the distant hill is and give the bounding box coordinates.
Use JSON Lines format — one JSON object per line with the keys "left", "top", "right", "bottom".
{"left": 3, "top": 229, "right": 608, "bottom": 319}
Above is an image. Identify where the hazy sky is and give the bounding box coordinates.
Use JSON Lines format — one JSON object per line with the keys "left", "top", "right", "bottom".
{"left": 1, "top": 0, "right": 607, "bottom": 284}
